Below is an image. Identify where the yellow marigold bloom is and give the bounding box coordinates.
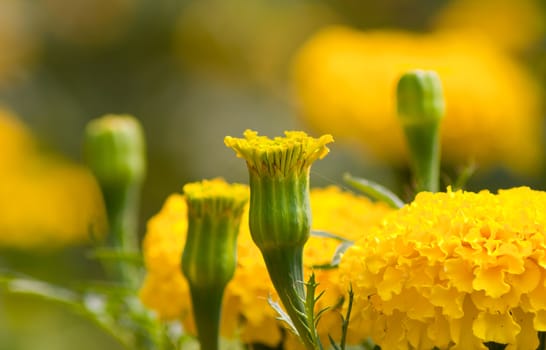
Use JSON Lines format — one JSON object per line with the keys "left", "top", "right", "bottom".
{"left": 292, "top": 26, "right": 542, "bottom": 173}
{"left": 140, "top": 186, "right": 392, "bottom": 348}
{"left": 433, "top": 0, "right": 545, "bottom": 53}
{"left": 224, "top": 129, "right": 333, "bottom": 178}
{"left": 0, "top": 109, "right": 107, "bottom": 249}
{"left": 340, "top": 187, "right": 546, "bottom": 349}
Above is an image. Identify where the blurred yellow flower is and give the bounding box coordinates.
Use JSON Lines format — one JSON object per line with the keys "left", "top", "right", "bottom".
{"left": 433, "top": 0, "right": 545, "bottom": 53}
{"left": 0, "top": 109, "right": 107, "bottom": 249}
{"left": 292, "top": 26, "right": 543, "bottom": 174}
{"left": 340, "top": 187, "right": 546, "bottom": 349}
{"left": 140, "top": 185, "right": 392, "bottom": 348}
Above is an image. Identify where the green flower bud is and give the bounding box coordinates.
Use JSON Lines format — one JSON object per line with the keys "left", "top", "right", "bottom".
{"left": 225, "top": 130, "right": 333, "bottom": 350}
{"left": 397, "top": 70, "right": 445, "bottom": 193}
{"left": 84, "top": 114, "right": 146, "bottom": 189}
{"left": 397, "top": 69, "right": 445, "bottom": 125}
{"left": 83, "top": 115, "right": 146, "bottom": 283}
{"left": 181, "top": 178, "right": 249, "bottom": 350}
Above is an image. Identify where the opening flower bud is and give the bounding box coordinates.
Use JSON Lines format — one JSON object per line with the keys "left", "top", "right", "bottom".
{"left": 225, "top": 130, "right": 333, "bottom": 349}
{"left": 181, "top": 178, "right": 249, "bottom": 350}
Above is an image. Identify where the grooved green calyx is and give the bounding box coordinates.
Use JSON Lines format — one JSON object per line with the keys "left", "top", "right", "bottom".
{"left": 396, "top": 70, "right": 445, "bottom": 193}
{"left": 225, "top": 130, "right": 333, "bottom": 350}
{"left": 181, "top": 178, "right": 249, "bottom": 350}
{"left": 397, "top": 69, "right": 445, "bottom": 125}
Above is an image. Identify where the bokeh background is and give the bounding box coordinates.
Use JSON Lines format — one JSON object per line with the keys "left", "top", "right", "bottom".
{"left": 0, "top": 0, "right": 545, "bottom": 349}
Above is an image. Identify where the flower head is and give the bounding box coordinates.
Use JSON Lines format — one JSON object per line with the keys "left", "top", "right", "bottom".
{"left": 181, "top": 178, "right": 249, "bottom": 350}
{"left": 225, "top": 130, "right": 334, "bottom": 349}
{"left": 140, "top": 186, "right": 393, "bottom": 348}
{"left": 224, "top": 129, "right": 333, "bottom": 178}
{"left": 292, "top": 26, "right": 542, "bottom": 173}
{"left": 340, "top": 187, "right": 546, "bottom": 349}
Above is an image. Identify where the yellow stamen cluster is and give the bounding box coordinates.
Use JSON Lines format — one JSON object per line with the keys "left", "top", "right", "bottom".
{"left": 140, "top": 186, "right": 392, "bottom": 348}
{"left": 183, "top": 178, "right": 249, "bottom": 218}
{"left": 340, "top": 187, "right": 546, "bottom": 349}
{"left": 224, "top": 129, "right": 334, "bottom": 177}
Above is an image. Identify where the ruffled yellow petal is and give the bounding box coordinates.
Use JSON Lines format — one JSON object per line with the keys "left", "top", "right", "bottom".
{"left": 340, "top": 187, "right": 546, "bottom": 348}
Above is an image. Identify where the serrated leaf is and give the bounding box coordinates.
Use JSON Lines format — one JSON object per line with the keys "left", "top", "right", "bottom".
{"left": 267, "top": 296, "right": 299, "bottom": 336}
{"left": 314, "top": 306, "right": 330, "bottom": 327}
{"left": 343, "top": 173, "right": 404, "bottom": 209}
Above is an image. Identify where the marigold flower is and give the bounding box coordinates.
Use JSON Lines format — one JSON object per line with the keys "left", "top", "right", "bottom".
{"left": 140, "top": 186, "right": 393, "bottom": 348}
{"left": 432, "top": 0, "right": 544, "bottom": 53}
{"left": 0, "top": 109, "right": 107, "bottom": 249}
{"left": 225, "top": 130, "right": 333, "bottom": 349}
{"left": 292, "top": 26, "right": 542, "bottom": 173}
{"left": 340, "top": 187, "right": 546, "bottom": 349}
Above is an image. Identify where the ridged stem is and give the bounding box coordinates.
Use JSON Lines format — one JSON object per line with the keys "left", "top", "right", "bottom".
{"left": 188, "top": 287, "right": 224, "bottom": 350}
{"left": 102, "top": 183, "right": 141, "bottom": 287}
{"left": 401, "top": 121, "right": 441, "bottom": 193}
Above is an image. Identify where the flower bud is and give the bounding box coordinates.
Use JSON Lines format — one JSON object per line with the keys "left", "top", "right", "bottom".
{"left": 84, "top": 114, "right": 146, "bottom": 189}
{"left": 397, "top": 69, "right": 445, "bottom": 125}
{"left": 397, "top": 70, "right": 445, "bottom": 193}
{"left": 225, "top": 130, "right": 333, "bottom": 349}
{"left": 181, "top": 178, "right": 249, "bottom": 350}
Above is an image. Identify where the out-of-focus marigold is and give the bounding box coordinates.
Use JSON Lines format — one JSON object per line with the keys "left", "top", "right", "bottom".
{"left": 140, "top": 186, "right": 392, "bottom": 348}
{"left": 340, "top": 187, "right": 546, "bottom": 349}
{"left": 292, "top": 26, "right": 542, "bottom": 174}
{"left": 0, "top": 108, "right": 107, "bottom": 249}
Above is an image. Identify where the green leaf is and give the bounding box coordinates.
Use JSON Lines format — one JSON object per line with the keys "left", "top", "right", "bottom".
{"left": 328, "top": 335, "right": 340, "bottom": 350}
{"left": 331, "top": 241, "right": 354, "bottom": 267}
{"left": 309, "top": 232, "right": 354, "bottom": 269}
{"left": 2, "top": 276, "right": 80, "bottom": 306}
{"left": 343, "top": 173, "right": 404, "bottom": 209}
{"left": 452, "top": 162, "right": 476, "bottom": 191}
{"left": 267, "top": 296, "right": 299, "bottom": 336}
{"left": 311, "top": 230, "right": 353, "bottom": 243}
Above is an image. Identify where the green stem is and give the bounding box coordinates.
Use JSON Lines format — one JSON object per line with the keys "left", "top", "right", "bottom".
{"left": 102, "top": 183, "right": 141, "bottom": 287}
{"left": 188, "top": 286, "right": 224, "bottom": 350}
{"left": 262, "top": 247, "right": 316, "bottom": 350}
{"left": 402, "top": 121, "right": 441, "bottom": 193}
{"left": 539, "top": 332, "right": 546, "bottom": 350}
